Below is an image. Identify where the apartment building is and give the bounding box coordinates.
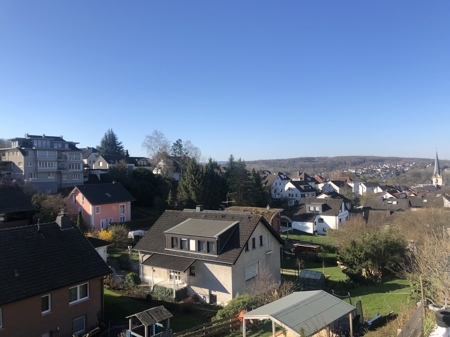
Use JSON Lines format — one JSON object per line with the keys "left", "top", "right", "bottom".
{"left": 0, "top": 134, "right": 84, "bottom": 193}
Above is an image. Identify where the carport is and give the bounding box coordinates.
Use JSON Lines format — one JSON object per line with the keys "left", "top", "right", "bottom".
{"left": 243, "top": 290, "right": 355, "bottom": 337}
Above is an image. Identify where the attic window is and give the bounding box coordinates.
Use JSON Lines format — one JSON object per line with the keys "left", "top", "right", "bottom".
{"left": 423, "top": 199, "right": 427, "bottom": 202}
{"left": 105, "top": 193, "right": 111, "bottom": 197}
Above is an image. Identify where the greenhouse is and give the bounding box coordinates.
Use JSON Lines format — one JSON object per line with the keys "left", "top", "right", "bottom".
{"left": 298, "top": 269, "right": 325, "bottom": 290}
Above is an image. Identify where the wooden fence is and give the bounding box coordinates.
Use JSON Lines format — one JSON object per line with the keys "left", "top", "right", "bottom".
{"left": 397, "top": 303, "right": 424, "bottom": 337}
{"left": 173, "top": 316, "right": 240, "bottom": 337}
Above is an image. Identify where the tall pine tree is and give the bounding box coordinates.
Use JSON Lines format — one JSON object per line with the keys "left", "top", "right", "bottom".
{"left": 97, "top": 129, "right": 125, "bottom": 156}
{"left": 177, "top": 158, "right": 204, "bottom": 208}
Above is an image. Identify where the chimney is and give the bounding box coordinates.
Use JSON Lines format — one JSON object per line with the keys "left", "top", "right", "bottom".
{"left": 55, "top": 209, "right": 73, "bottom": 229}
{"left": 196, "top": 205, "right": 204, "bottom": 212}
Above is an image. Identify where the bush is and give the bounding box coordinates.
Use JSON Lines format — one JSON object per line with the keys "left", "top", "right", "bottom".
{"left": 126, "top": 272, "right": 141, "bottom": 285}
{"left": 98, "top": 229, "right": 113, "bottom": 241}
{"left": 214, "top": 294, "right": 259, "bottom": 320}
{"left": 180, "top": 299, "right": 195, "bottom": 314}
{"left": 118, "top": 254, "right": 132, "bottom": 271}
{"left": 110, "top": 224, "right": 130, "bottom": 248}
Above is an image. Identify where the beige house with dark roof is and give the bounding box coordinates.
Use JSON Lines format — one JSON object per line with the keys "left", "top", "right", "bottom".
{"left": 133, "top": 207, "right": 284, "bottom": 305}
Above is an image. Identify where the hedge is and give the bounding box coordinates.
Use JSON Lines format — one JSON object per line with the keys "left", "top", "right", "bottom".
{"left": 151, "top": 285, "right": 188, "bottom": 302}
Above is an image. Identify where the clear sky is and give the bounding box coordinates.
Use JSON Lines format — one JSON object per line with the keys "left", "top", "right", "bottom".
{"left": 1, "top": 1, "right": 449, "bottom": 162}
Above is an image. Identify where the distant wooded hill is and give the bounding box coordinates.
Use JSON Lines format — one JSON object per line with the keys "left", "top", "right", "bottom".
{"left": 245, "top": 156, "right": 450, "bottom": 177}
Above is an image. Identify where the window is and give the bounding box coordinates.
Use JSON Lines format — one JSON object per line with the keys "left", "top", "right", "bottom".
{"left": 69, "top": 283, "right": 89, "bottom": 304}
{"left": 68, "top": 163, "right": 81, "bottom": 170}
{"left": 73, "top": 316, "right": 86, "bottom": 335}
{"left": 108, "top": 218, "right": 113, "bottom": 225}
{"left": 29, "top": 173, "right": 37, "bottom": 179}
{"left": 41, "top": 294, "right": 51, "bottom": 314}
{"left": 318, "top": 218, "right": 324, "bottom": 223}
{"left": 100, "top": 162, "right": 103, "bottom": 167}
{"left": 62, "top": 174, "right": 68, "bottom": 180}
{"left": 252, "top": 237, "right": 256, "bottom": 249}
{"left": 171, "top": 237, "right": 178, "bottom": 248}
{"left": 169, "top": 271, "right": 180, "bottom": 280}
{"left": 189, "top": 266, "right": 195, "bottom": 276}
{"left": 198, "top": 240, "right": 205, "bottom": 252}
{"left": 245, "top": 242, "right": 249, "bottom": 252}
{"left": 95, "top": 206, "right": 100, "bottom": 214}
{"left": 47, "top": 173, "right": 55, "bottom": 179}
{"left": 207, "top": 241, "right": 215, "bottom": 253}
{"left": 189, "top": 239, "right": 196, "bottom": 251}
{"left": 119, "top": 216, "right": 125, "bottom": 222}
{"left": 27, "top": 162, "right": 32, "bottom": 167}
{"left": 259, "top": 235, "right": 263, "bottom": 246}
{"left": 73, "top": 174, "right": 79, "bottom": 180}
{"left": 181, "top": 238, "right": 188, "bottom": 249}
{"left": 81, "top": 195, "right": 84, "bottom": 205}
{"left": 119, "top": 204, "right": 125, "bottom": 215}
{"left": 100, "top": 219, "right": 106, "bottom": 229}
{"left": 245, "top": 261, "right": 259, "bottom": 281}
{"left": 18, "top": 162, "right": 22, "bottom": 167}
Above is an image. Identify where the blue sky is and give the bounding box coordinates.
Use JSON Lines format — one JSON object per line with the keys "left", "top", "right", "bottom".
{"left": 1, "top": 1, "right": 450, "bottom": 162}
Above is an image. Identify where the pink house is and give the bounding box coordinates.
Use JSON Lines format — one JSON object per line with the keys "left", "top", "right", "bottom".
{"left": 67, "top": 183, "right": 135, "bottom": 231}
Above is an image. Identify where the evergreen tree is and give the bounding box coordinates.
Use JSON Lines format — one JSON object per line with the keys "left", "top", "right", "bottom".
{"left": 76, "top": 211, "right": 88, "bottom": 233}
{"left": 202, "top": 159, "right": 228, "bottom": 210}
{"left": 226, "top": 156, "right": 251, "bottom": 206}
{"left": 177, "top": 159, "right": 204, "bottom": 208}
{"left": 248, "top": 168, "right": 267, "bottom": 207}
{"left": 97, "top": 129, "right": 125, "bottom": 156}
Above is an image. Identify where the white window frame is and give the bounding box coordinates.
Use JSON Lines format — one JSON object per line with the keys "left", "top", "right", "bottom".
{"left": 73, "top": 316, "right": 86, "bottom": 335}
{"left": 73, "top": 174, "right": 79, "bottom": 180}
{"left": 119, "top": 204, "right": 125, "bottom": 215}
{"left": 47, "top": 173, "right": 55, "bottom": 179}
{"left": 27, "top": 162, "right": 32, "bottom": 167}
{"left": 95, "top": 206, "right": 100, "bottom": 214}
{"left": 41, "top": 294, "right": 51, "bottom": 315}
{"left": 69, "top": 283, "right": 89, "bottom": 305}
{"left": 119, "top": 216, "right": 126, "bottom": 223}
{"left": 108, "top": 218, "right": 113, "bottom": 225}
{"left": 62, "top": 174, "right": 68, "bottom": 180}
{"left": 29, "top": 173, "right": 37, "bottom": 179}
{"left": 100, "top": 219, "right": 106, "bottom": 229}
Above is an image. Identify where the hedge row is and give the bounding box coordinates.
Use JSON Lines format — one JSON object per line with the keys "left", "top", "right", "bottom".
{"left": 151, "top": 285, "right": 188, "bottom": 302}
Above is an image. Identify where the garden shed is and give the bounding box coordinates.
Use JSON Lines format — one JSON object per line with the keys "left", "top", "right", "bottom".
{"left": 298, "top": 269, "right": 325, "bottom": 290}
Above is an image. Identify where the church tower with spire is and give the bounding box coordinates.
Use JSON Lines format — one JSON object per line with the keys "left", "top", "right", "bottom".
{"left": 432, "top": 151, "right": 443, "bottom": 186}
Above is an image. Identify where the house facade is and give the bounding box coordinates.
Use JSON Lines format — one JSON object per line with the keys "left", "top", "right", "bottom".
{"left": 0, "top": 134, "right": 84, "bottom": 193}
{"left": 0, "top": 213, "right": 111, "bottom": 337}
{"left": 67, "top": 183, "right": 135, "bottom": 231}
{"left": 291, "top": 198, "right": 349, "bottom": 235}
{"left": 134, "top": 208, "right": 284, "bottom": 305}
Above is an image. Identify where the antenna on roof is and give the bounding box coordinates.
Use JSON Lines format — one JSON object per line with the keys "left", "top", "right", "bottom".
{"left": 37, "top": 218, "right": 40, "bottom": 232}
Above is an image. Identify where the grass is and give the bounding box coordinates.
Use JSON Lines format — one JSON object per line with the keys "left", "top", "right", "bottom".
{"left": 108, "top": 247, "right": 139, "bottom": 262}
{"left": 280, "top": 230, "right": 413, "bottom": 321}
{"left": 104, "top": 288, "right": 204, "bottom": 332}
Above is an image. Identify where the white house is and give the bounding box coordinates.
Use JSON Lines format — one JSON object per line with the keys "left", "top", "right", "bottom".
{"left": 291, "top": 198, "right": 349, "bottom": 235}
{"left": 360, "top": 182, "right": 382, "bottom": 195}
{"left": 262, "top": 172, "right": 291, "bottom": 200}
{"left": 133, "top": 207, "right": 284, "bottom": 305}
{"left": 284, "top": 181, "right": 317, "bottom": 206}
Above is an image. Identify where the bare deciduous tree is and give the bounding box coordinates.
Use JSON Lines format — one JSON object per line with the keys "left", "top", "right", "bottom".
{"left": 142, "top": 130, "right": 170, "bottom": 160}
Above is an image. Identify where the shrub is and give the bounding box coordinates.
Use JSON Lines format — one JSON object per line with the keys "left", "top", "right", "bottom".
{"left": 98, "top": 229, "right": 113, "bottom": 241}
{"left": 214, "top": 294, "right": 259, "bottom": 320}
{"left": 118, "top": 254, "right": 132, "bottom": 271}
{"left": 110, "top": 224, "right": 130, "bottom": 248}
{"left": 126, "top": 272, "right": 141, "bottom": 285}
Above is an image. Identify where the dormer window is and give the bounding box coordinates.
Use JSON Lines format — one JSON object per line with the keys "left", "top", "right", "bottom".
{"left": 198, "top": 241, "right": 206, "bottom": 252}
{"left": 207, "top": 242, "right": 215, "bottom": 253}
{"left": 180, "top": 238, "right": 188, "bottom": 249}
{"left": 171, "top": 237, "right": 178, "bottom": 248}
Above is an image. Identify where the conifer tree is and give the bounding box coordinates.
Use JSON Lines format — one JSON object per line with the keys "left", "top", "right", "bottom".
{"left": 97, "top": 129, "right": 125, "bottom": 156}
{"left": 76, "top": 211, "right": 88, "bottom": 233}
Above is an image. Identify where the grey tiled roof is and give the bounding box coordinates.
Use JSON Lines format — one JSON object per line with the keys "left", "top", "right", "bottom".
{"left": 0, "top": 223, "right": 111, "bottom": 305}
{"left": 134, "top": 210, "right": 284, "bottom": 265}
{"left": 72, "top": 183, "right": 135, "bottom": 205}
{"left": 0, "top": 187, "right": 35, "bottom": 213}
{"left": 292, "top": 198, "right": 345, "bottom": 220}
{"left": 142, "top": 254, "right": 195, "bottom": 272}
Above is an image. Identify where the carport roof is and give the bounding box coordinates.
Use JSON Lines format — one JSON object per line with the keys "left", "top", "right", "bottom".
{"left": 243, "top": 291, "right": 355, "bottom": 337}
{"left": 142, "top": 253, "right": 195, "bottom": 272}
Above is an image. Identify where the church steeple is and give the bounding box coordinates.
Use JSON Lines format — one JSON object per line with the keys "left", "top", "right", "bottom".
{"left": 434, "top": 151, "right": 441, "bottom": 176}
{"left": 432, "top": 150, "right": 442, "bottom": 186}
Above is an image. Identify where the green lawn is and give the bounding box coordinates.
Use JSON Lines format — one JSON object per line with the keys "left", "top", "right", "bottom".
{"left": 104, "top": 288, "right": 204, "bottom": 332}
{"left": 108, "top": 247, "right": 139, "bottom": 262}
{"left": 279, "top": 230, "right": 413, "bottom": 320}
